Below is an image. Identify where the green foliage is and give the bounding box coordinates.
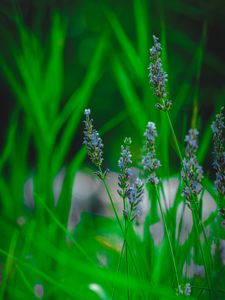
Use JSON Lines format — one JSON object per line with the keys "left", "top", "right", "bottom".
{"left": 0, "top": 1, "right": 225, "bottom": 299}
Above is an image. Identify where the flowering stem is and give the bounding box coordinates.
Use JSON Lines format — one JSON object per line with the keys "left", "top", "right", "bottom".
{"left": 166, "top": 111, "right": 183, "bottom": 161}
{"left": 165, "top": 112, "right": 213, "bottom": 294}
{"left": 125, "top": 220, "right": 130, "bottom": 300}
{"left": 112, "top": 240, "right": 125, "bottom": 300}
{"left": 99, "top": 169, "right": 139, "bottom": 277}
{"left": 155, "top": 187, "right": 180, "bottom": 289}
{"left": 101, "top": 173, "right": 124, "bottom": 233}
{"left": 192, "top": 207, "right": 212, "bottom": 299}
{"left": 193, "top": 198, "right": 214, "bottom": 271}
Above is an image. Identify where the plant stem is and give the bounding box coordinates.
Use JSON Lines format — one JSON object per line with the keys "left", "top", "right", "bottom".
{"left": 166, "top": 112, "right": 182, "bottom": 161}
{"left": 165, "top": 111, "right": 213, "bottom": 293}
{"left": 155, "top": 187, "right": 180, "bottom": 289}
{"left": 122, "top": 191, "right": 130, "bottom": 300}
{"left": 101, "top": 175, "right": 124, "bottom": 233}
{"left": 125, "top": 220, "right": 130, "bottom": 300}
{"left": 112, "top": 240, "right": 125, "bottom": 300}
{"left": 99, "top": 169, "right": 139, "bottom": 277}
{"left": 192, "top": 207, "right": 212, "bottom": 299}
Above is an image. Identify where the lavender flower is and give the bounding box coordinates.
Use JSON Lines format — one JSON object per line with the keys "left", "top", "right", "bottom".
{"left": 181, "top": 129, "right": 203, "bottom": 207}
{"left": 149, "top": 35, "right": 172, "bottom": 111}
{"left": 211, "top": 107, "right": 225, "bottom": 222}
{"left": 83, "top": 109, "right": 103, "bottom": 169}
{"left": 117, "top": 139, "right": 144, "bottom": 221}
{"left": 211, "top": 107, "right": 225, "bottom": 197}
{"left": 117, "top": 137, "right": 132, "bottom": 200}
{"left": 126, "top": 178, "right": 144, "bottom": 221}
{"left": 176, "top": 283, "right": 191, "bottom": 297}
{"left": 142, "top": 122, "right": 161, "bottom": 185}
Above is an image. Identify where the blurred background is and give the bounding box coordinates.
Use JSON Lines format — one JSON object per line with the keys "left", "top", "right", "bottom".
{"left": 0, "top": 1, "right": 225, "bottom": 299}
{"left": 0, "top": 0, "right": 225, "bottom": 224}
{"left": 1, "top": 0, "right": 225, "bottom": 170}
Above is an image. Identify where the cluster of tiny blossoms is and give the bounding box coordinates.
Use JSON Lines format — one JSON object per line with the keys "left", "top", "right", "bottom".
{"left": 176, "top": 283, "right": 191, "bottom": 297}
{"left": 211, "top": 107, "right": 225, "bottom": 221}
{"left": 117, "top": 137, "right": 132, "bottom": 200}
{"left": 181, "top": 129, "right": 204, "bottom": 208}
{"left": 83, "top": 109, "right": 103, "bottom": 169}
{"left": 149, "top": 35, "right": 172, "bottom": 111}
{"left": 126, "top": 178, "right": 144, "bottom": 221}
{"left": 142, "top": 122, "right": 161, "bottom": 185}
{"left": 211, "top": 107, "right": 225, "bottom": 197}
{"left": 117, "top": 138, "right": 144, "bottom": 221}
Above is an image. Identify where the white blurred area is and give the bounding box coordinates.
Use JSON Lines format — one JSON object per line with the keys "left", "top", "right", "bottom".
{"left": 24, "top": 170, "right": 217, "bottom": 234}
{"left": 23, "top": 170, "right": 225, "bottom": 276}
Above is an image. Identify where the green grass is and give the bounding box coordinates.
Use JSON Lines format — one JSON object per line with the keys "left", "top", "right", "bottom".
{"left": 0, "top": 1, "right": 225, "bottom": 299}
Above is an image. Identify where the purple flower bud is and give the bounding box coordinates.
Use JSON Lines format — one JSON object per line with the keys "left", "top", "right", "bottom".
{"left": 83, "top": 109, "right": 103, "bottom": 168}
{"left": 142, "top": 121, "right": 161, "bottom": 185}
{"left": 181, "top": 128, "right": 203, "bottom": 206}
{"left": 211, "top": 107, "right": 225, "bottom": 197}
{"left": 149, "top": 35, "right": 172, "bottom": 111}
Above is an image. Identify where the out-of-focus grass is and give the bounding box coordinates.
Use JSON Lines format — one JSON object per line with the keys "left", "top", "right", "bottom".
{"left": 0, "top": 1, "right": 225, "bottom": 299}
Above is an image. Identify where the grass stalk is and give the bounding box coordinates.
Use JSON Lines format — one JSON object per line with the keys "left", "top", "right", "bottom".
{"left": 166, "top": 111, "right": 183, "bottom": 161}
{"left": 165, "top": 110, "right": 214, "bottom": 299}
{"left": 155, "top": 187, "right": 180, "bottom": 289}
{"left": 192, "top": 207, "right": 212, "bottom": 298}
{"left": 99, "top": 169, "right": 140, "bottom": 278}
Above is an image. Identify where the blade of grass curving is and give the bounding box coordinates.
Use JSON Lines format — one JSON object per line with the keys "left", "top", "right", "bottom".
{"left": 0, "top": 246, "right": 194, "bottom": 300}
{"left": 198, "top": 93, "right": 225, "bottom": 163}
{"left": 52, "top": 31, "right": 109, "bottom": 173}
{"left": 43, "top": 13, "right": 66, "bottom": 119}
{"left": 155, "top": 187, "right": 180, "bottom": 289}
{"left": 112, "top": 55, "right": 147, "bottom": 133}
{"left": 0, "top": 110, "right": 18, "bottom": 173}
{"left": 133, "top": 0, "right": 149, "bottom": 64}
{"left": 0, "top": 230, "right": 19, "bottom": 299}
{"left": 170, "top": 27, "right": 225, "bottom": 76}
{"left": 103, "top": 7, "right": 144, "bottom": 81}
{"left": 34, "top": 193, "right": 96, "bottom": 267}
{"left": 16, "top": 265, "right": 39, "bottom": 299}
{"left": 13, "top": 21, "right": 49, "bottom": 139}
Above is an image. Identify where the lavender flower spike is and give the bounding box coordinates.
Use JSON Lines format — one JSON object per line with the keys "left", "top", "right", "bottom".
{"left": 211, "top": 107, "right": 225, "bottom": 197}
{"left": 176, "top": 283, "right": 191, "bottom": 297}
{"left": 181, "top": 128, "right": 203, "bottom": 208}
{"left": 117, "top": 137, "right": 132, "bottom": 200}
{"left": 211, "top": 107, "right": 225, "bottom": 222}
{"left": 149, "top": 35, "right": 172, "bottom": 111}
{"left": 83, "top": 109, "right": 104, "bottom": 169}
{"left": 142, "top": 122, "right": 161, "bottom": 185}
{"left": 127, "top": 177, "right": 144, "bottom": 221}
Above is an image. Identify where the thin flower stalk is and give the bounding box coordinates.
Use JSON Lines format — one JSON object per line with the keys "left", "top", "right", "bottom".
{"left": 117, "top": 137, "right": 132, "bottom": 300}
{"left": 117, "top": 137, "right": 144, "bottom": 299}
{"left": 83, "top": 109, "right": 140, "bottom": 283}
{"left": 149, "top": 37, "right": 213, "bottom": 295}
{"left": 142, "top": 121, "right": 180, "bottom": 289}
{"left": 149, "top": 35, "right": 182, "bottom": 160}
{"left": 181, "top": 128, "right": 213, "bottom": 296}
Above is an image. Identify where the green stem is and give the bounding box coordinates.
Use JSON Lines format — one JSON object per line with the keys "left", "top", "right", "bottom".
{"left": 166, "top": 112, "right": 214, "bottom": 287}
{"left": 101, "top": 175, "right": 124, "bottom": 234}
{"left": 192, "top": 207, "right": 212, "bottom": 298}
{"left": 166, "top": 112, "right": 182, "bottom": 161}
{"left": 112, "top": 240, "right": 126, "bottom": 300}
{"left": 122, "top": 191, "right": 130, "bottom": 300}
{"left": 155, "top": 187, "right": 180, "bottom": 288}
{"left": 100, "top": 170, "right": 139, "bottom": 277}
{"left": 125, "top": 220, "right": 130, "bottom": 300}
